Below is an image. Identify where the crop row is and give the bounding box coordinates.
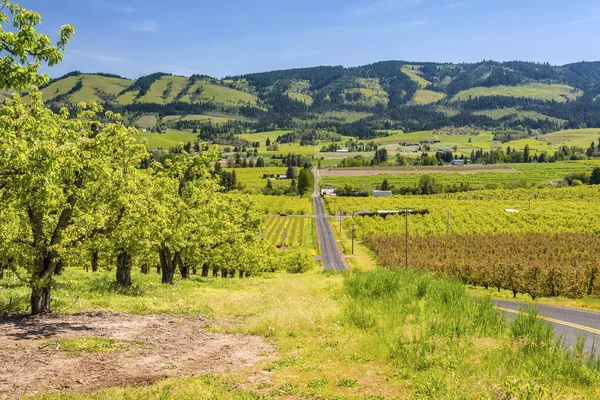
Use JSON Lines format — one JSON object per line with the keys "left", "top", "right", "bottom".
{"left": 366, "top": 233, "right": 600, "bottom": 299}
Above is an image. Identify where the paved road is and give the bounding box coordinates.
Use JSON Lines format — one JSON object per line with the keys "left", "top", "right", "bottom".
{"left": 312, "top": 168, "right": 348, "bottom": 271}
{"left": 495, "top": 299, "right": 600, "bottom": 352}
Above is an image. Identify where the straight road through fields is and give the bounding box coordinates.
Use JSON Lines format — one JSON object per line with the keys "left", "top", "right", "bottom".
{"left": 312, "top": 167, "right": 348, "bottom": 271}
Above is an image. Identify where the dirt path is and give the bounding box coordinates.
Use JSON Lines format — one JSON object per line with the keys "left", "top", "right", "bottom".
{"left": 0, "top": 313, "right": 274, "bottom": 399}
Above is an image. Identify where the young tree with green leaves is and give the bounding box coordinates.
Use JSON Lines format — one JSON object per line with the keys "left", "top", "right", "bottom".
{"left": 0, "top": 91, "right": 147, "bottom": 314}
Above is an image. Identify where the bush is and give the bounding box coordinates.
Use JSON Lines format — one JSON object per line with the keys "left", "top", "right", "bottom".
{"left": 283, "top": 249, "right": 315, "bottom": 274}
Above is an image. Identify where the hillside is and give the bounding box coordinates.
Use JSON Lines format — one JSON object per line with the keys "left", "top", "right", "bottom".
{"left": 12, "top": 60, "right": 600, "bottom": 140}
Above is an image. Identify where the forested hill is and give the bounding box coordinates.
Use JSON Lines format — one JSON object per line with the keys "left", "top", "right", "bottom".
{"left": 5, "top": 60, "right": 600, "bottom": 135}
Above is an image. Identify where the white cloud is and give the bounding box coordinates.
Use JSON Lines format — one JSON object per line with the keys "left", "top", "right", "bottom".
{"left": 130, "top": 20, "right": 159, "bottom": 33}
{"left": 73, "top": 50, "right": 127, "bottom": 63}
{"left": 346, "top": 0, "right": 425, "bottom": 18}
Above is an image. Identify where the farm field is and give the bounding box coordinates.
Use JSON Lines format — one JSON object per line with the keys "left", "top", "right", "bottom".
{"left": 332, "top": 184, "right": 600, "bottom": 301}
{"left": 236, "top": 131, "right": 319, "bottom": 155}
{"left": 504, "top": 128, "right": 600, "bottom": 152}
{"left": 319, "top": 161, "right": 593, "bottom": 189}
{"left": 134, "top": 114, "right": 158, "bottom": 128}
{"left": 452, "top": 83, "right": 583, "bottom": 102}
{"left": 238, "top": 193, "right": 313, "bottom": 215}
{"left": 375, "top": 130, "right": 498, "bottom": 153}
{"left": 137, "top": 129, "right": 198, "bottom": 149}
{"left": 264, "top": 216, "right": 316, "bottom": 250}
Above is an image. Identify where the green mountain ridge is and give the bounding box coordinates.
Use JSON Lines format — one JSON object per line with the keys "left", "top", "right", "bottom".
{"left": 7, "top": 60, "right": 600, "bottom": 135}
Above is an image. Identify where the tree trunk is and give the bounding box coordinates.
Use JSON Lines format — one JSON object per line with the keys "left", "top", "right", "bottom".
{"left": 212, "top": 267, "right": 219, "bottom": 278}
{"left": 221, "top": 269, "right": 228, "bottom": 278}
{"left": 156, "top": 264, "right": 161, "bottom": 274}
{"left": 31, "top": 285, "right": 52, "bottom": 315}
{"left": 192, "top": 266, "right": 197, "bottom": 275}
{"left": 180, "top": 263, "right": 190, "bottom": 279}
{"left": 201, "top": 264, "right": 209, "bottom": 277}
{"left": 159, "top": 247, "right": 180, "bottom": 285}
{"left": 91, "top": 250, "right": 99, "bottom": 272}
{"left": 53, "top": 261, "right": 63, "bottom": 276}
{"left": 141, "top": 264, "right": 149, "bottom": 274}
{"left": 229, "top": 269, "right": 236, "bottom": 279}
{"left": 0, "top": 262, "right": 4, "bottom": 279}
{"left": 116, "top": 250, "right": 132, "bottom": 286}
{"left": 238, "top": 270, "right": 244, "bottom": 279}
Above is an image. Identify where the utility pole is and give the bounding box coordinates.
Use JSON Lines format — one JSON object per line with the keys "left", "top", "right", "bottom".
{"left": 405, "top": 207, "right": 409, "bottom": 269}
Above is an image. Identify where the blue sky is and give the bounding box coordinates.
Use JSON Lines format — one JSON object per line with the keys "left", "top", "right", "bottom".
{"left": 20, "top": 0, "right": 600, "bottom": 79}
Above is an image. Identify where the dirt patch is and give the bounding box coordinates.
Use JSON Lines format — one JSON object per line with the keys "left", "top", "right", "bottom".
{"left": 0, "top": 313, "right": 274, "bottom": 399}
{"left": 320, "top": 167, "right": 519, "bottom": 177}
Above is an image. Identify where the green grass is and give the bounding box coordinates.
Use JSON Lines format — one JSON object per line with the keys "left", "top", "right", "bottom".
{"left": 320, "top": 161, "right": 594, "bottom": 189}
{"left": 43, "top": 338, "right": 131, "bottom": 356}
{"left": 180, "top": 79, "right": 258, "bottom": 107}
{"left": 413, "top": 90, "right": 446, "bottom": 105}
{"left": 134, "top": 114, "right": 158, "bottom": 129}
{"left": 69, "top": 75, "right": 133, "bottom": 104}
{"left": 402, "top": 65, "right": 431, "bottom": 89}
{"left": 307, "top": 111, "right": 373, "bottom": 123}
{"left": 286, "top": 91, "right": 313, "bottom": 106}
{"left": 137, "top": 129, "right": 198, "bottom": 149}
{"left": 452, "top": 84, "right": 583, "bottom": 103}
{"left": 474, "top": 108, "right": 567, "bottom": 124}
{"left": 3, "top": 261, "right": 600, "bottom": 398}
{"left": 375, "top": 130, "right": 435, "bottom": 145}
{"left": 137, "top": 76, "right": 188, "bottom": 104}
{"left": 235, "top": 131, "right": 318, "bottom": 155}
{"left": 504, "top": 128, "right": 600, "bottom": 152}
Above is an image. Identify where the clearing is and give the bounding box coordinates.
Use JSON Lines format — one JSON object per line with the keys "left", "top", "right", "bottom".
{"left": 0, "top": 313, "right": 273, "bottom": 399}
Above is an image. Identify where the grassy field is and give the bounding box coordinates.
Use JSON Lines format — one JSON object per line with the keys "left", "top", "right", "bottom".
{"left": 402, "top": 65, "right": 430, "bottom": 88}
{"left": 137, "top": 76, "right": 188, "bottom": 104}
{"left": 504, "top": 128, "right": 600, "bottom": 152}
{"left": 180, "top": 79, "right": 258, "bottom": 107}
{"left": 236, "top": 131, "right": 319, "bottom": 155}
{"left": 137, "top": 129, "right": 198, "bottom": 149}
{"left": 319, "top": 162, "right": 594, "bottom": 189}
{"left": 374, "top": 130, "right": 497, "bottom": 154}
{"left": 452, "top": 83, "right": 583, "bottom": 102}
{"left": 2, "top": 265, "right": 599, "bottom": 398}
{"left": 474, "top": 108, "right": 567, "bottom": 124}
{"left": 413, "top": 89, "right": 446, "bottom": 104}
{"left": 134, "top": 114, "right": 158, "bottom": 129}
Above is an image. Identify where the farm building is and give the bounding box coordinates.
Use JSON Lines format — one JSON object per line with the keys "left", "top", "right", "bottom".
{"left": 336, "top": 149, "right": 349, "bottom": 153}
{"left": 373, "top": 190, "right": 392, "bottom": 198}
{"left": 450, "top": 160, "right": 466, "bottom": 166}
{"left": 321, "top": 189, "right": 336, "bottom": 196}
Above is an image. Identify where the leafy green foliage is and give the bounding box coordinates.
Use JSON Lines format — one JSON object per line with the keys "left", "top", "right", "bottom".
{"left": 0, "top": 1, "right": 74, "bottom": 90}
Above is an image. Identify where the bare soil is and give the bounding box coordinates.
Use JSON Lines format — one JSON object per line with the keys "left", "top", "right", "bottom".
{"left": 0, "top": 313, "right": 274, "bottom": 399}
{"left": 320, "top": 167, "right": 518, "bottom": 177}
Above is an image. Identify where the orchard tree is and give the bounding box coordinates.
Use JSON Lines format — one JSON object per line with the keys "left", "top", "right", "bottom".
{"left": 0, "top": 1, "right": 74, "bottom": 90}
{"left": 149, "top": 149, "right": 222, "bottom": 284}
{"left": 0, "top": 91, "right": 146, "bottom": 314}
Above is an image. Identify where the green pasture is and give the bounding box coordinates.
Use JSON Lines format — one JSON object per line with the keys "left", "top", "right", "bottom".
{"left": 413, "top": 89, "right": 446, "bottom": 104}
{"left": 137, "top": 129, "right": 198, "bottom": 149}
{"left": 452, "top": 84, "right": 583, "bottom": 103}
